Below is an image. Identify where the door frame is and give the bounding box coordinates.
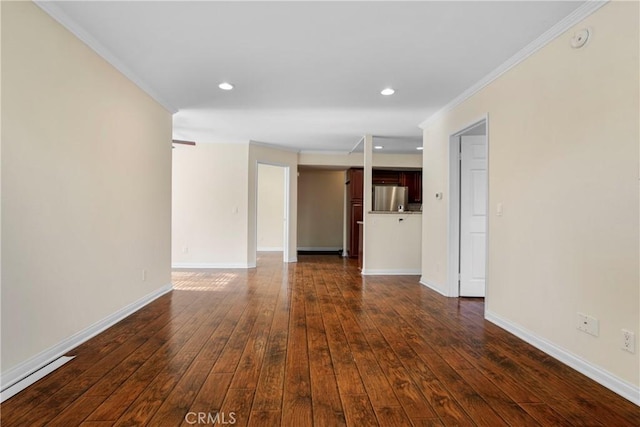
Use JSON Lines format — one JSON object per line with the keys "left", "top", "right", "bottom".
{"left": 447, "top": 115, "right": 490, "bottom": 297}
{"left": 255, "top": 161, "right": 290, "bottom": 263}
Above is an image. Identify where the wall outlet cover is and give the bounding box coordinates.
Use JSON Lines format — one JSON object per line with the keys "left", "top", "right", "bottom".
{"left": 622, "top": 329, "right": 635, "bottom": 354}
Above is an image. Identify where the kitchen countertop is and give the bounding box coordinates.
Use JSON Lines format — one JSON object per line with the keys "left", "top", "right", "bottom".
{"left": 368, "top": 211, "right": 422, "bottom": 214}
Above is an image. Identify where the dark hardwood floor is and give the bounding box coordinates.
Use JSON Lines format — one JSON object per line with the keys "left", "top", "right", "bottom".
{"left": 2, "top": 253, "right": 638, "bottom": 426}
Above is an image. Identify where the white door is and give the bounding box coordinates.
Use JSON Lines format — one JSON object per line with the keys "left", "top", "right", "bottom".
{"left": 459, "top": 135, "right": 487, "bottom": 297}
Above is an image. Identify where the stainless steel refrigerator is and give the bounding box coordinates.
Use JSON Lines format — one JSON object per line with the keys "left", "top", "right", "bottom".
{"left": 373, "top": 186, "right": 409, "bottom": 211}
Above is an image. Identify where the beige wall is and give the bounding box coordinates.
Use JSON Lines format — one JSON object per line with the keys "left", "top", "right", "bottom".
{"left": 373, "top": 153, "right": 422, "bottom": 168}
{"left": 421, "top": 1, "right": 639, "bottom": 391}
{"left": 248, "top": 143, "right": 298, "bottom": 264}
{"left": 298, "top": 152, "right": 363, "bottom": 168}
{"left": 257, "top": 164, "right": 285, "bottom": 251}
{"left": 297, "top": 151, "right": 422, "bottom": 169}
{"left": 173, "top": 142, "right": 295, "bottom": 267}
{"left": 1, "top": 1, "right": 172, "bottom": 374}
{"left": 298, "top": 170, "right": 344, "bottom": 250}
{"left": 172, "top": 143, "right": 249, "bottom": 267}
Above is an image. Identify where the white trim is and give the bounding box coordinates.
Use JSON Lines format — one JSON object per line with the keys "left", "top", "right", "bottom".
{"left": 282, "top": 166, "right": 291, "bottom": 263}
{"left": 34, "top": 1, "right": 178, "bottom": 114}
{"left": 350, "top": 136, "right": 366, "bottom": 153}
{"left": 297, "top": 247, "right": 342, "bottom": 251}
{"left": 447, "top": 133, "right": 461, "bottom": 298}
{"left": 0, "top": 283, "right": 172, "bottom": 391}
{"left": 172, "top": 263, "right": 254, "bottom": 269}
{"left": 257, "top": 247, "right": 284, "bottom": 252}
{"left": 419, "top": 278, "right": 450, "bottom": 297}
{"left": 298, "top": 150, "right": 351, "bottom": 156}
{"left": 1, "top": 356, "right": 75, "bottom": 402}
{"left": 419, "top": 1, "right": 608, "bottom": 129}
{"left": 287, "top": 257, "right": 298, "bottom": 263}
{"left": 361, "top": 269, "right": 421, "bottom": 276}
{"left": 486, "top": 310, "right": 640, "bottom": 406}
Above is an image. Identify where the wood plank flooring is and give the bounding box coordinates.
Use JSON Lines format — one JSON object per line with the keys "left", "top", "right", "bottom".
{"left": 2, "top": 253, "right": 638, "bottom": 426}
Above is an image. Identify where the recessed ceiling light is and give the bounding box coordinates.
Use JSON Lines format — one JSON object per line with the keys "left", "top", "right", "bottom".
{"left": 380, "top": 88, "right": 395, "bottom": 96}
{"left": 218, "top": 82, "right": 234, "bottom": 91}
{"left": 374, "top": 145, "right": 384, "bottom": 150}
{"left": 416, "top": 147, "right": 424, "bottom": 151}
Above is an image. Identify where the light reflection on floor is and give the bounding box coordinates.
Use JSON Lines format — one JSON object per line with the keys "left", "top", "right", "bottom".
{"left": 171, "top": 272, "right": 237, "bottom": 291}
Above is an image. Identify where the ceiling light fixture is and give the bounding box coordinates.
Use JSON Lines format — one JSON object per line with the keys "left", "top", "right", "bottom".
{"left": 380, "top": 88, "right": 395, "bottom": 96}
{"left": 416, "top": 147, "right": 424, "bottom": 150}
{"left": 218, "top": 82, "right": 234, "bottom": 91}
{"left": 374, "top": 145, "right": 384, "bottom": 150}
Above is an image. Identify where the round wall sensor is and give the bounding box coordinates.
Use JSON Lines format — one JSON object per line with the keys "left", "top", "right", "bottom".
{"left": 571, "top": 28, "right": 590, "bottom": 49}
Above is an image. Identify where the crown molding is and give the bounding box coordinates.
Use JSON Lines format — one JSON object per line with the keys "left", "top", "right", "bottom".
{"left": 419, "top": 0, "right": 609, "bottom": 129}
{"left": 298, "top": 150, "right": 352, "bottom": 156}
{"left": 34, "top": 1, "right": 179, "bottom": 114}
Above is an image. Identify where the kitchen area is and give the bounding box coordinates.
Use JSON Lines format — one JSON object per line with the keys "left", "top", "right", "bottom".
{"left": 296, "top": 134, "right": 423, "bottom": 276}
{"left": 347, "top": 166, "right": 422, "bottom": 274}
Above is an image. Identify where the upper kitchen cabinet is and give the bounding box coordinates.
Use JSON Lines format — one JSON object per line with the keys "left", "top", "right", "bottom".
{"left": 400, "top": 171, "right": 422, "bottom": 203}
{"left": 372, "top": 169, "right": 400, "bottom": 185}
{"left": 347, "top": 168, "right": 363, "bottom": 200}
{"left": 371, "top": 169, "right": 422, "bottom": 203}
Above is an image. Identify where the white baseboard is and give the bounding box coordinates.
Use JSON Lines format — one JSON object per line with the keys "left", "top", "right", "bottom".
{"left": 485, "top": 310, "right": 640, "bottom": 406}
{"left": 287, "top": 257, "right": 298, "bottom": 263}
{"left": 172, "top": 262, "right": 253, "bottom": 269}
{"left": 0, "top": 283, "right": 173, "bottom": 391}
{"left": 257, "top": 247, "right": 284, "bottom": 252}
{"left": 419, "top": 278, "right": 451, "bottom": 297}
{"left": 297, "top": 247, "right": 342, "bottom": 251}
{"left": 361, "top": 269, "right": 421, "bottom": 276}
{"left": 1, "top": 356, "right": 75, "bottom": 402}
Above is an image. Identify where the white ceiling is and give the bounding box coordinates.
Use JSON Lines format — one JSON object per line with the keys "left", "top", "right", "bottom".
{"left": 40, "top": 1, "right": 584, "bottom": 153}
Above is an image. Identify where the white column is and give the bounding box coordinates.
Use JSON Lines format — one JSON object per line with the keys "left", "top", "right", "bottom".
{"left": 362, "top": 134, "right": 373, "bottom": 272}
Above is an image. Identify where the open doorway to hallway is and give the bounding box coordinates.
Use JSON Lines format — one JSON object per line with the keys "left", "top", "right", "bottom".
{"left": 257, "top": 163, "right": 287, "bottom": 263}
{"left": 297, "top": 167, "right": 345, "bottom": 256}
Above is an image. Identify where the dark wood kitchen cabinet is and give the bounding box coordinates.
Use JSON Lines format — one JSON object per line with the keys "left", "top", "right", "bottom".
{"left": 372, "top": 169, "right": 400, "bottom": 185}
{"left": 400, "top": 171, "right": 422, "bottom": 203}
{"left": 347, "top": 168, "right": 363, "bottom": 200}
{"left": 350, "top": 202, "right": 363, "bottom": 258}
{"left": 346, "top": 168, "right": 363, "bottom": 258}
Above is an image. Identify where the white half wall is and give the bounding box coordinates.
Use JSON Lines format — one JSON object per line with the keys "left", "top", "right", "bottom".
{"left": 1, "top": 2, "right": 172, "bottom": 380}
{"left": 172, "top": 143, "right": 250, "bottom": 268}
{"left": 363, "top": 214, "right": 422, "bottom": 275}
{"left": 420, "top": 1, "right": 639, "bottom": 398}
{"left": 257, "top": 164, "right": 285, "bottom": 251}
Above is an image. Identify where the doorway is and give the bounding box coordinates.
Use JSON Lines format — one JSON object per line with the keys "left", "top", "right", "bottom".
{"left": 256, "top": 163, "right": 289, "bottom": 263}
{"left": 448, "top": 117, "right": 489, "bottom": 297}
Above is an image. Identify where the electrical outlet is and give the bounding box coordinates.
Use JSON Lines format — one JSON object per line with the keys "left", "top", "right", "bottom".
{"left": 577, "top": 312, "right": 599, "bottom": 337}
{"left": 142, "top": 269, "right": 147, "bottom": 281}
{"left": 182, "top": 246, "right": 189, "bottom": 254}
{"left": 577, "top": 313, "right": 588, "bottom": 333}
{"left": 622, "top": 329, "right": 635, "bottom": 353}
